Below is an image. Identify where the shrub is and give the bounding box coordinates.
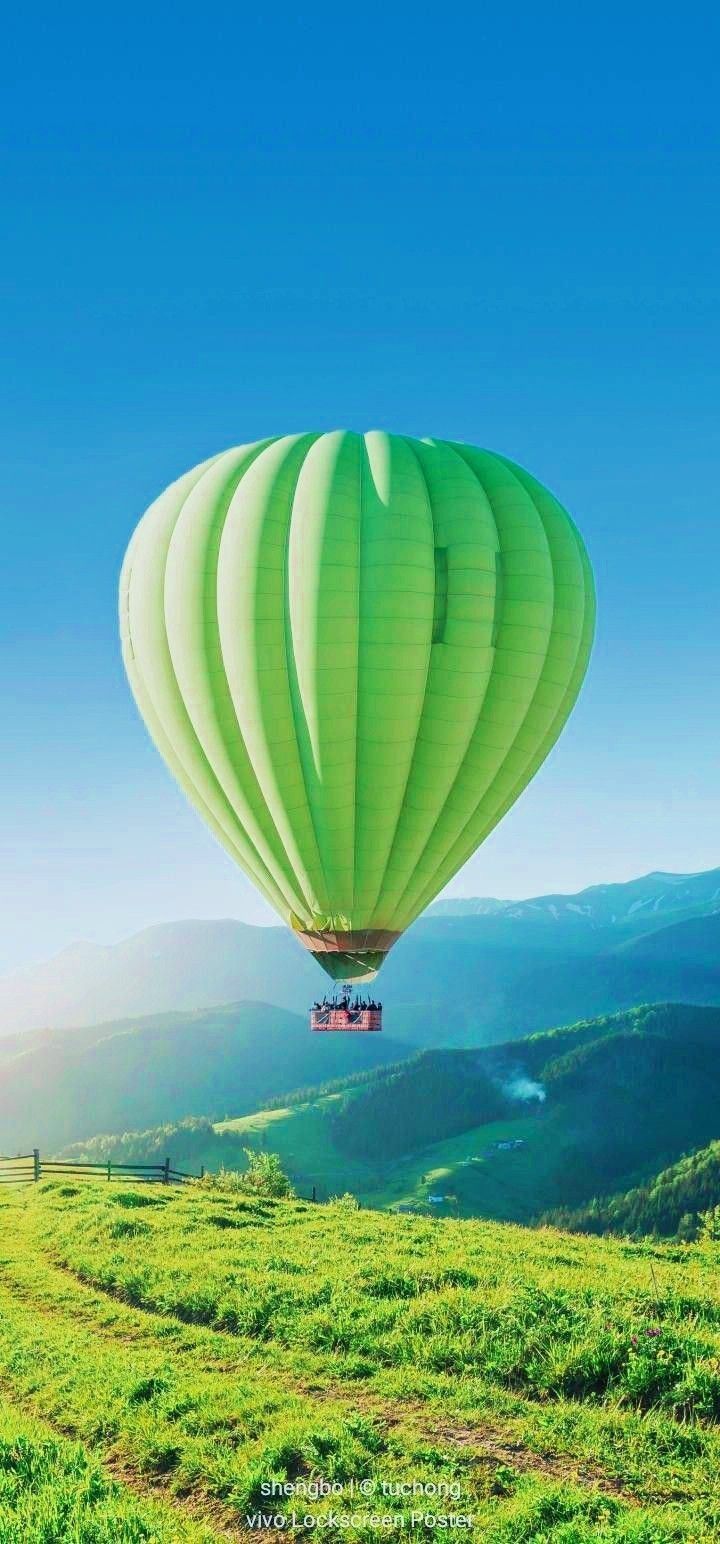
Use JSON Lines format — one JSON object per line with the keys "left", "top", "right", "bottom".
{"left": 195, "top": 1150, "right": 294, "bottom": 1199}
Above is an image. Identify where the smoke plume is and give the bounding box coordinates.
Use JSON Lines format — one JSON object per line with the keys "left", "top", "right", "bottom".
{"left": 500, "top": 1073, "right": 546, "bottom": 1104}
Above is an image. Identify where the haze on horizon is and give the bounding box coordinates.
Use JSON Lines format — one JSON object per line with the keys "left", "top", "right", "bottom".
{"left": 1, "top": 9, "right": 718, "bottom": 971}
{"left": 4, "top": 857, "right": 719, "bottom": 981}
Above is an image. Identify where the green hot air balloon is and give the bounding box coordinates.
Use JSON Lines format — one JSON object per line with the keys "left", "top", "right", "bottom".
{"left": 120, "top": 431, "right": 595, "bottom": 1024}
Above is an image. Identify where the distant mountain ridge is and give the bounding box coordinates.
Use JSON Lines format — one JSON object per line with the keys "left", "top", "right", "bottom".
{"left": 429, "top": 867, "right": 720, "bottom": 932}
{"left": 0, "top": 920, "right": 319, "bottom": 1033}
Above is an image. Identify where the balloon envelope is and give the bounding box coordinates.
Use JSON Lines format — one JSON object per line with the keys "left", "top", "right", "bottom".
{"left": 120, "top": 431, "right": 595, "bottom": 979}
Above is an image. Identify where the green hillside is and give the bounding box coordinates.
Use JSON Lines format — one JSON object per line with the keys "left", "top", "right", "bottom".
{"left": 0, "top": 1179, "right": 720, "bottom": 1538}
{"left": 60, "top": 1005, "right": 720, "bottom": 1224}
{"left": 324, "top": 1004, "right": 720, "bottom": 1215}
{"left": 545, "top": 1141, "right": 720, "bottom": 1241}
{"left": 0, "top": 1001, "right": 412, "bottom": 1152}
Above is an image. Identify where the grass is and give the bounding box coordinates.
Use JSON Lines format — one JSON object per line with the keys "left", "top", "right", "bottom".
{"left": 0, "top": 1393, "right": 214, "bottom": 1541}
{"left": 215, "top": 1094, "right": 375, "bottom": 1198}
{"left": 0, "top": 1180, "right": 719, "bottom": 1538}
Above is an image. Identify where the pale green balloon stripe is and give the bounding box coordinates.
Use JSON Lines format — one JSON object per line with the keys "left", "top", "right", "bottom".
{"left": 139, "top": 452, "right": 311, "bottom": 919}
{"left": 411, "top": 556, "right": 595, "bottom": 919}
{"left": 482, "top": 535, "right": 595, "bottom": 840}
{"left": 410, "top": 442, "right": 588, "bottom": 886}
{"left": 215, "top": 434, "right": 332, "bottom": 921}
{"left": 283, "top": 434, "right": 354, "bottom": 922}
{"left": 163, "top": 444, "right": 317, "bottom": 918}
{"left": 286, "top": 431, "right": 362, "bottom": 920}
{"left": 351, "top": 433, "right": 435, "bottom": 919}
{"left": 120, "top": 430, "right": 595, "bottom": 971}
{"left": 119, "top": 458, "right": 296, "bottom": 919}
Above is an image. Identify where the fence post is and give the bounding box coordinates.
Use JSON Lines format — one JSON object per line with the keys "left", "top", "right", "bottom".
{"left": 200, "top": 1165, "right": 205, "bottom": 1180}
{"left": 163, "top": 1156, "right": 170, "bottom": 1185}
{"left": 107, "top": 1160, "right": 112, "bottom": 1182}
{"left": 33, "top": 1149, "right": 40, "bottom": 1183}
{"left": 311, "top": 1185, "right": 317, "bottom": 1203}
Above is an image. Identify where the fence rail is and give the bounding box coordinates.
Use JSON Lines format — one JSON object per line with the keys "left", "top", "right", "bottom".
{"left": 0, "top": 1155, "right": 35, "bottom": 1185}
{"left": 0, "top": 1151, "right": 202, "bottom": 1186}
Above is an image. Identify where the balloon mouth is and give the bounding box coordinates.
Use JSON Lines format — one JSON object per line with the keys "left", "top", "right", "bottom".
{"left": 293, "top": 928, "right": 401, "bottom": 983}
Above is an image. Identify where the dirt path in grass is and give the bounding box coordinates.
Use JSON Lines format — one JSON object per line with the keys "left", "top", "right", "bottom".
{"left": 287, "top": 1381, "right": 650, "bottom": 1505}
{"left": 0, "top": 1239, "right": 260, "bottom": 1540}
{"left": 101, "top": 1451, "right": 254, "bottom": 1541}
{"left": 427, "top": 1422, "right": 639, "bottom": 1500}
{"left": 31, "top": 1248, "right": 684, "bottom": 1508}
{"left": 0, "top": 1378, "right": 251, "bottom": 1543}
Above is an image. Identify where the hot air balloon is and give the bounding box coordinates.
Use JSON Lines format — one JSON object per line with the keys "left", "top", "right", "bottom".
{"left": 120, "top": 431, "right": 595, "bottom": 1030}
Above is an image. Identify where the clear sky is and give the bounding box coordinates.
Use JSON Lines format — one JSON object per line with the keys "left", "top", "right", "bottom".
{"left": 1, "top": 5, "right": 718, "bottom": 970}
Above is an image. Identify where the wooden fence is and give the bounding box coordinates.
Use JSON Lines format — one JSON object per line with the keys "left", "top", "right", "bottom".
{"left": 0, "top": 1153, "right": 320, "bottom": 1201}
{"left": 0, "top": 1152, "right": 202, "bottom": 1186}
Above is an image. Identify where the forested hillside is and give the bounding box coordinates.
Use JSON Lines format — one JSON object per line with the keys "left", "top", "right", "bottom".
{"left": 329, "top": 1052, "right": 511, "bottom": 1160}
{"left": 330, "top": 1004, "right": 720, "bottom": 1199}
{"left": 0, "top": 1002, "right": 411, "bottom": 1151}
{"left": 544, "top": 1141, "right": 720, "bottom": 1241}
{"left": 59, "top": 1116, "right": 250, "bottom": 1171}
{"left": 57, "top": 1004, "right": 720, "bottom": 1225}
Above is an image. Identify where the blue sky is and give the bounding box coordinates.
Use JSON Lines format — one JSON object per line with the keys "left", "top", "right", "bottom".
{"left": 1, "top": 5, "right": 719, "bottom": 969}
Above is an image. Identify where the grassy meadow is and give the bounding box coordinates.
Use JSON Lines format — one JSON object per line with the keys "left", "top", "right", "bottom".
{"left": 0, "top": 1180, "right": 718, "bottom": 1538}
{"left": 218, "top": 1102, "right": 553, "bottom": 1218}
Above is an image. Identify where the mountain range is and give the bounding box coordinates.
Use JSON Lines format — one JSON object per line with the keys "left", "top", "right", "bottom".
{"left": 1, "top": 867, "right": 719, "bottom": 1043}
{"left": 1, "top": 865, "right": 718, "bottom": 1164}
